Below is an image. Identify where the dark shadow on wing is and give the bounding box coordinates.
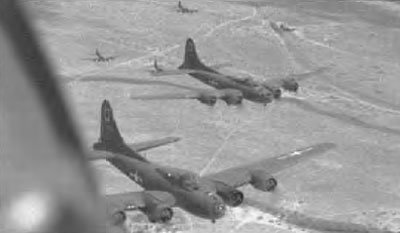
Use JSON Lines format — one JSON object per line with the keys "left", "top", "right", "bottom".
{"left": 280, "top": 97, "right": 400, "bottom": 137}
{"left": 244, "top": 199, "right": 392, "bottom": 233}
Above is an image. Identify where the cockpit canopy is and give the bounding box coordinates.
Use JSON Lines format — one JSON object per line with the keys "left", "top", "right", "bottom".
{"left": 156, "top": 168, "right": 200, "bottom": 191}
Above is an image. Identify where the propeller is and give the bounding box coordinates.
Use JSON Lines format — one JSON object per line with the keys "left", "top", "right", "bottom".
{"left": 261, "top": 66, "right": 332, "bottom": 95}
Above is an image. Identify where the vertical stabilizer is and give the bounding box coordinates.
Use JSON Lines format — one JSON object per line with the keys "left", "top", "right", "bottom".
{"left": 93, "top": 100, "right": 124, "bottom": 150}
{"left": 93, "top": 100, "right": 148, "bottom": 162}
{"left": 95, "top": 49, "right": 103, "bottom": 59}
{"left": 178, "top": 38, "right": 216, "bottom": 73}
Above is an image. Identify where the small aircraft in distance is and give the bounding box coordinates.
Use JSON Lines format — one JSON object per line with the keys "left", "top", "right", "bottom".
{"left": 83, "top": 48, "right": 118, "bottom": 63}
{"left": 146, "top": 38, "right": 330, "bottom": 106}
{"left": 91, "top": 99, "right": 336, "bottom": 223}
{"left": 270, "top": 21, "right": 297, "bottom": 34}
{"left": 177, "top": 1, "right": 198, "bottom": 14}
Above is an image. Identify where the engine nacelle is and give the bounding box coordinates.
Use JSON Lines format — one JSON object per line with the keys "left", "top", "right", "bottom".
{"left": 281, "top": 78, "right": 299, "bottom": 93}
{"left": 250, "top": 170, "right": 278, "bottom": 192}
{"left": 143, "top": 204, "right": 174, "bottom": 223}
{"left": 215, "top": 183, "right": 244, "bottom": 207}
{"left": 263, "top": 85, "right": 282, "bottom": 99}
{"left": 198, "top": 94, "right": 217, "bottom": 106}
{"left": 219, "top": 89, "right": 243, "bottom": 106}
{"left": 110, "top": 211, "right": 126, "bottom": 226}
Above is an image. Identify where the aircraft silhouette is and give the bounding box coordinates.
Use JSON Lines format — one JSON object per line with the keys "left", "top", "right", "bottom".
{"left": 91, "top": 99, "right": 336, "bottom": 223}
{"left": 83, "top": 48, "right": 118, "bottom": 63}
{"left": 177, "top": 1, "right": 198, "bottom": 14}
{"left": 146, "top": 38, "right": 329, "bottom": 106}
{"left": 270, "top": 21, "right": 296, "bottom": 34}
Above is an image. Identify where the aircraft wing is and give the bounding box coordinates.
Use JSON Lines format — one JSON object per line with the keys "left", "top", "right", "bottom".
{"left": 105, "top": 191, "right": 175, "bottom": 228}
{"left": 127, "top": 136, "right": 181, "bottom": 152}
{"left": 106, "top": 190, "right": 176, "bottom": 212}
{"left": 88, "top": 137, "right": 180, "bottom": 160}
{"left": 202, "top": 142, "right": 336, "bottom": 188}
{"left": 287, "top": 66, "right": 332, "bottom": 82}
{"left": 76, "top": 75, "right": 201, "bottom": 91}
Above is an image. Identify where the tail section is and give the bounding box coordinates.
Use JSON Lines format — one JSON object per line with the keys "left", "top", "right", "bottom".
{"left": 154, "top": 58, "right": 163, "bottom": 72}
{"left": 178, "top": 38, "right": 216, "bottom": 73}
{"left": 93, "top": 100, "right": 124, "bottom": 151}
{"left": 95, "top": 48, "right": 103, "bottom": 59}
{"left": 93, "top": 100, "right": 148, "bottom": 162}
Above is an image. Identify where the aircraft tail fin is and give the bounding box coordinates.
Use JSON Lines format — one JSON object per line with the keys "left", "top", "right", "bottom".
{"left": 93, "top": 100, "right": 149, "bottom": 162}
{"left": 95, "top": 48, "right": 101, "bottom": 58}
{"left": 154, "top": 58, "right": 163, "bottom": 72}
{"left": 178, "top": 38, "right": 214, "bottom": 72}
{"left": 93, "top": 99, "right": 125, "bottom": 151}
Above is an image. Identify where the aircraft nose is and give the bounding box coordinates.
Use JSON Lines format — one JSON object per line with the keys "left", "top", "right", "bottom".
{"left": 213, "top": 203, "right": 226, "bottom": 218}
{"left": 205, "top": 191, "right": 226, "bottom": 220}
{"left": 209, "top": 196, "right": 226, "bottom": 219}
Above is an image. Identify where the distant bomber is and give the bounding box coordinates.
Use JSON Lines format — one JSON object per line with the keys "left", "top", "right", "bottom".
{"left": 82, "top": 48, "right": 118, "bottom": 63}
{"left": 91, "top": 99, "right": 336, "bottom": 223}
{"left": 177, "top": 1, "right": 198, "bottom": 14}
{"left": 270, "top": 21, "right": 297, "bottom": 34}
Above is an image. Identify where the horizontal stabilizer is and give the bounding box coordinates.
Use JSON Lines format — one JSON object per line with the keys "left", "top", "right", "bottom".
{"left": 128, "top": 136, "right": 181, "bottom": 152}
{"left": 288, "top": 66, "right": 332, "bottom": 82}
{"left": 87, "top": 150, "right": 116, "bottom": 161}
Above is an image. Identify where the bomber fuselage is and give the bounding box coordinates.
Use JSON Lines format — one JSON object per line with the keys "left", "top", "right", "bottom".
{"left": 107, "top": 153, "right": 226, "bottom": 221}
{"left": 187, "top": 72, "right": 273, "bottom": 104}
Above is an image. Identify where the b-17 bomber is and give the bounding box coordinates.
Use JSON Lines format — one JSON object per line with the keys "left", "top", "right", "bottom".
{"left": 91, "top": 99, "right": 336, "bottom": 224}
{"left": 82, "top": 49, "right": 118, "bottom": 63}
{"left": 176, "top": 1, "right": 198, "bottom": 14}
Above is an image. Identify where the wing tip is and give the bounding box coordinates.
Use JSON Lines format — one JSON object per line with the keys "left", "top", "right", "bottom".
{"left": 166, "top": 136, "right": 181, "bottom": 143}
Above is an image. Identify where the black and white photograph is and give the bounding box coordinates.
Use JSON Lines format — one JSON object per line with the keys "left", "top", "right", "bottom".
{"left": 1, "top": 0, "right": 400, "bottom": 232}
